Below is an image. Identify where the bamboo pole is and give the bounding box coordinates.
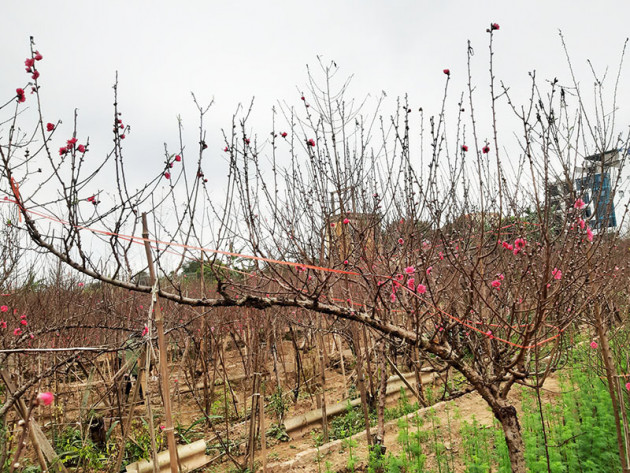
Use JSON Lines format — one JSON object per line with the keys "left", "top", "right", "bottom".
{"left": 200, "top": 252, "right": 211, "bottom": 418}
{"left": 316, "top": 329, "right": 329, "bottom": 443}
{"left": 259, "top": 382, "right": 267, "bottom": 473}
{"left": 113, "top": 348, "right": 146, "bottom": 473}
{"left": 142, "top": 213, "right": 179, "bottom": 473}
{"left": 352, "top": 325, "right": 372, "bottom": 446}
{"left": 385, "top": 355, "right": 421, "bottom": 402}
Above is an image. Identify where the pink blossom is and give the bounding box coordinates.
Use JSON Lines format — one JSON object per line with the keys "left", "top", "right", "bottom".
{"left": 20, "top": 319, "right": 27, "bottom": 326}
{"left": 13, "top": 328, "right": 21, "bottom": 336}
{"left": 443, "top": 69, "right": 450, "bottom": 75}
{"left": 407, "top": 278, "right": 415, "bottom": 291}
{"left": 396, "top": 273, "right": 404, "bottom": 281}
{"left": 77, "top": 144, "right": 86, "bottom": 153}
{"left": 398, "top": 238, "right": 404, "bottom": 245}
{"left": 34, "top": 51, "right": 43, "bottom": 61}
{"left": 78, "top": 282, "right": 84, "bottom": 287}
{"left": 142, "top": 325, "right": 149, "bottom": 337}
{"left": 514, "top": 238, "right": 526, "bottom": 249}
{"left": 491, "top": 279, "right": 501, "bottom": 289}
{"left": 586, "top": 227, "right": 593, "bottom": 242}
{"left": 25, "top": 58, "right": 35, "bottom": 68}
{"left": 46, "top": 122, "right": 55, "bottom": 132}
{"left": 578, "top": 218, "right": 586, "bottom": 230}
{"left": 343, "top": 218, "right": 350, "bottom": 224}
{"left": 498, "top": 273, "right": 504, "bottom": 280}
{"left": 574, "top": 198, "right": 586, "bottom": 210}
{"left": 491, "top": 23, "right": 500, "bottom": 31}
{"left": 37, "top": 392, "right": 54, "bottom": 406}
{"left": 404, "top": 266, "right": 415, "bottom": 274}
{"left": 307, "top": 139, "right": 316, "bottom": 147}
{"left": 0, "top": 306, "right": 7, "bottom": 312}
{"left": 390, "top": 293, "right": 396, "bottom": 302}
{"left": 175, "top": 155, "right": 181, "bottom": 162}
{"left": 552, "top": 268, "right": 562, "bottom": 280}
{"left": 462, "top": 145, "right": 468, "bottom": 152}
{"left": 417, "top": 284, "right": 427, "bottom": 294}
{"left": 16, "top": 88, "right": 25, "bottom": 103}
{"left": 626, "top": 382, "right": 630, "bottom": 391}
{"left": 426, "top": 266, "right": 433, "bottom": 275}
{"left": 281, "top": 132, "right": 287, "bottom": 138}
{"left": 590, "top": 341, "right": 598, "bottom": 349}
{"left": 164, "top": 172, "right": 171, "bottom": 179}
{"left": 439, "top": 251, "right": 444, "bottom": 260}
{"left": 0, "top": 321, "right": 6, "bottom": 329}
{"left": 482, "top": 145, "right": 490, "bottom": 154}
{"left": 32, "top": 70, "right": 40, "bottom": 80}
{"left": 343, "top": 260, "right": 348, "bottom": 265}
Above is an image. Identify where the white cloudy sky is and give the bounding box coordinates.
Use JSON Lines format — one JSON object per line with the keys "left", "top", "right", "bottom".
{"left": 2, "top": 0, "right": 630, "bottom": 214}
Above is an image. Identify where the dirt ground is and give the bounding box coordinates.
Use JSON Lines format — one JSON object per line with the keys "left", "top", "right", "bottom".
{"left": 30, "top": 339, "right": 563, "bottom": 473}
{"left": 264, "top": 376, "right": 562, "bottom": 472}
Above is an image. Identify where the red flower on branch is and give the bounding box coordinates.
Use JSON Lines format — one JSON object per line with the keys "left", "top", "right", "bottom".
{"left": 46, "top": 123, "right": 55, "bottom": 132}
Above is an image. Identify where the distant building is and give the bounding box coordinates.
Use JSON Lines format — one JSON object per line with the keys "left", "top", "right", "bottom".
{"left": 575, "top": 149, "right": 622, "bottom": 229}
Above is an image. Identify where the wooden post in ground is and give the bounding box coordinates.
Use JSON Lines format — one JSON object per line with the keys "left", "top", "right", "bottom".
{"left": 352, "top": 324, "right": 372, "bottom": 447}
{"left": 113, "top": 348, "right": 146, "bottom": 473}
{"left": 316, "top": 329, "right": 329, "bottom": 443}
{"left": 259, "top": 381, "right": 267, "bottom": 473}
{"left": 142, "top": 213, "right": 179, "bottom": 473}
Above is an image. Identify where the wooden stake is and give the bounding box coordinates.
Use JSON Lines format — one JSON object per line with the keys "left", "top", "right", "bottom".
{"left": 142, "top": 213, "right": 179, "bottom": 473}
{"left": 259, "top": 382, "right": 267, "bottom": 473}
{"left": 113, "top": 348, "right": 146, "bottom": 473}
{"left": 385, "top": 355, "right": 421, "bottom": 403}
{"left": 316, "top": 329, "right": 329, "bottom": 443}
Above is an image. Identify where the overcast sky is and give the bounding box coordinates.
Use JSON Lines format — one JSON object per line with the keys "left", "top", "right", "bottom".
{"left": 3, "top": 0, "right": 630, "bottom": 210}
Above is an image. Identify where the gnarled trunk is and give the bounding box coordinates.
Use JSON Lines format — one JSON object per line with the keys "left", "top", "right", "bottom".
{"left": 493, "top": 403, "right": 527, "bottom": 473}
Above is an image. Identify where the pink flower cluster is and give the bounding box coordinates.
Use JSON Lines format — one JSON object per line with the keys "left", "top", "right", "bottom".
{"left": 17, "top": 50, "right": 43, "bottom": 103}
{"left": 59, "top": 137, "right": 87, "bottom": 157}
{"left": 502, "top": 238, "right": 526, "bottom": 255}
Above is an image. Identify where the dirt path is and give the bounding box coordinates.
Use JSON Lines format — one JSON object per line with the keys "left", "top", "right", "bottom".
{"left": 267, "top": 376, "right": 562, "bottom": 472}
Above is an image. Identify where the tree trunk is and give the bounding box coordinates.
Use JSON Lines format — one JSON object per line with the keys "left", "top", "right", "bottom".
{"left": 595, "top": 305, "right": 630, "bottom": 472}
{"left": 493, "top": 404, "right": 527, "bottom": 473}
